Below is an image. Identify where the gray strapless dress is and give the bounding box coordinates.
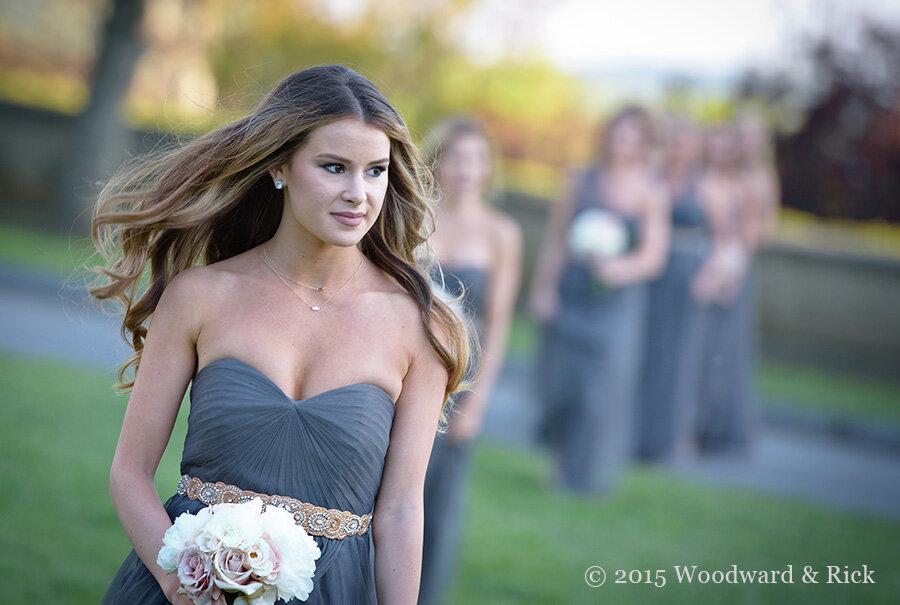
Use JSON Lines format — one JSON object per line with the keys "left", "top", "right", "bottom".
{"left": 418, "top": 266, "right": 488, "bottom": 605}
{"left": 635, "top": 176, "right": 711, "bottom": 462}
{"left": 101, "top": 356, "right": 396, "bottom": 604}
{"left": 535, "top": 167, "right": 647, "bottom": 495}
{"left": 695, "top": 261, "right": 759, "bottom": 453}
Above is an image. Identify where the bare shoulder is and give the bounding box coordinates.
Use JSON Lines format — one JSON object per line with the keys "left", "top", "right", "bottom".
{"left": 696, "top": 170, "right": 718, "bottom": 197}
{"left": 160, "top": 264, "right": 221, "bottom": 310}
{"left": 644, "top": 173, "right": 670, "bottom": 210}
{"left": 155, "top": 258, "right": 251, "bottom": 337}
{"left": 372, "top": 265, "right": 451, "bottom": 374}
{"left": 484, "top": 206, "right": 523, "bottom": 244}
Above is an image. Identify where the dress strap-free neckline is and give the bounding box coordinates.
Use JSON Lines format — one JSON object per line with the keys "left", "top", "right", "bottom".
{"left": 195, "top": 357, "right": 396, "bottom": 405}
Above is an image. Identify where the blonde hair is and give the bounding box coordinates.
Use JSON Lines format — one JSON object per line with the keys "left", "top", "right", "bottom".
{"left": 87, "top": 65, "right": 474, "bottom": 428}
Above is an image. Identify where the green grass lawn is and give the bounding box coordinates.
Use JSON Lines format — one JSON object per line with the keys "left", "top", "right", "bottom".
{"left": 1, "top": 354, "right": 897, "bottom": 604}
{"left": 756, "top": 359, "right": 900, "bottom": 425}
{"left": 0, "top": 221, "right": 97, "bottom": 277}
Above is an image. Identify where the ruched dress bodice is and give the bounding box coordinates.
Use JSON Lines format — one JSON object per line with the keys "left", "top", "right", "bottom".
{"left": 102, "top": 356, "right": 396, "bottom": 605}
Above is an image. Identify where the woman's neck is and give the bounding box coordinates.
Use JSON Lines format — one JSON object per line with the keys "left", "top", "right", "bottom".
{"left": 709, "top": 162, "right": 740, "bottom": 180}
{"left": 667, "top": 160, "right": 698, "bottom": 189}
{"left": 436, "top": 190, "right": 484, "bottom": 218}
{"left": 262, "top": 230, "right": 364, "bottom": 286}
{"left": 605, "top": 155, "right": 644, "bottom": 175}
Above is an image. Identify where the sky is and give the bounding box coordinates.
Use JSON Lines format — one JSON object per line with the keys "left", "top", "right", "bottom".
{"left": 461, "top": 0, "right": 900, "bottom": 93}
{"left": 538, "top": 0, "right": 791, "bottom": 77}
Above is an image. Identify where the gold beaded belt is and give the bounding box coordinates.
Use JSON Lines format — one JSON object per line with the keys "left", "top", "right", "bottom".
{"left": 177, "top": 475, "right": 372, "bottom": 540}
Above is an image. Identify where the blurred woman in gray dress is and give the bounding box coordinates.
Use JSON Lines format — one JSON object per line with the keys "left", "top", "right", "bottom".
{"left": 635, "top": 116, "right": 710, "bottom": 463}
{"left": 738, "top": 114, "right": 780, "bottom": 254}
{"left": 529, "top": 106, "right": 669, "bottom": 495}
{"left": 691, "top": 123, "right": 757, "bottom": 453}
{"left": 418, "top": 116, "right": 523, "bottom": 605}
{"left": 693, "top": 114, "right": 779, "bottom": 453}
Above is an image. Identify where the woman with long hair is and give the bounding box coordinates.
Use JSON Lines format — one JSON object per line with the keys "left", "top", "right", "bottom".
{"left": 91, "top": 65, "right": 474, "bottom": 605}
{"left": 529, "top": 105, "right": 669, "bottom": 495}
{"left": 416, "top": 116, "right": 522, "bottom": 605}
{"left": 635, "top": 116, "right": 710, "bottom": 463}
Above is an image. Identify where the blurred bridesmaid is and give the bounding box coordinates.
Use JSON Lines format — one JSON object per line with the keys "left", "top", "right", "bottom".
{"left": 738, "top": 114, "right": 780, "bottom": 253}
{"left": 635, "top": 116, "right": 710, "bottom": 463}
{"left": 529, "top": 106, "right": 669, "bottom": 494}
{"left": 691, "top": 123, "right": 756, "bottom": 453}
{"left": 418, "top": 116, "right": 523, "bottom": 605}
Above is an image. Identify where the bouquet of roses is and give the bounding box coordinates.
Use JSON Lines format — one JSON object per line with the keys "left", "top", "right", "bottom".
{"left": 567, "top": 208, "right": 630, "bottom": 294}
{"left": 567, "top": 208, "right": 629, "bottom": 261}
{"left": 157, "top": 498, "right": 321, "bottom": 605}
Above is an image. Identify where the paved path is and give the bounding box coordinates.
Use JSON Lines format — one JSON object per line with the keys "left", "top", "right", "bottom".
{"left": 0, "top": 268, "right": 129, "bottom": 371}
{"left": 3, "top": 264, "right": 900, "bottom": 520}
{"left": 483, "top": 358, "right": 900, "bottom": 519}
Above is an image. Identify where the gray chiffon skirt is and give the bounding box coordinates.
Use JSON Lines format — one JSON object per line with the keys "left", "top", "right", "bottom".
{"left": 536, "top": 284, "right": 648, "bottom": 494}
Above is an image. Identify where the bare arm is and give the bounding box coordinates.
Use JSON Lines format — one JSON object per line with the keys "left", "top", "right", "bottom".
{"left": 691, "top": 176, "right": 748, "bottom": 305}
{"left": 691, "top": 176, "right": 726, "bottom": 303}
{"left": 752, "top": 169, "right": 780, "bottom": 250}
{"left": 373, "top": 317, "right": 451, "bottom": 603}
{"left": 449, "top": 216, "right": 523, "bottom": 442}
{"left": 108, "top": 267, "right": 207, "bottom": 604}
{"left": 527, "top": 169, "right": 582, "bottom": 322}
{"left": 595, "top": 179, "right": 670, "bottom": 287}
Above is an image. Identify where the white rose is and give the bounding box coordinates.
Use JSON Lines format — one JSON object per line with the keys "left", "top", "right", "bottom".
{"left": 157, "top": 508, "right": 214, "bottom": 570}
{"left": 259, "top": 505, "right": 320, "bottom": 600}
{"left": 234, "top": 586, "right": 278, "bottom": 605}
{"left": 194, "top": 529, "right": 222, "bottom": 554}
{"left": 205, "top": 499, "right": 264, "bottom": 550}
{"left": 245, "top": 538, "right": 280, "bottom": 582}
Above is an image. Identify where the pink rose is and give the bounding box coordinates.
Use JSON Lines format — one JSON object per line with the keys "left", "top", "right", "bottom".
{"left": 212, "top": 547, "right": 264, "bottom": 597}
{"left": 176, "top": 545, "right": 214, "bottom": 597}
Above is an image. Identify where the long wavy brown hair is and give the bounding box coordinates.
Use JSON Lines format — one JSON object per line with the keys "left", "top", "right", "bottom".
{"left": 87, "top": 64, "right": 475, "bottom": 427}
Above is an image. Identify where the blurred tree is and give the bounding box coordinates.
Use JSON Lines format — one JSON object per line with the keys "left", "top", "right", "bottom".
{"left": 0, "top": 0, "right": 594, "bottom": 222}
{"left": 738, "top": 17, "right": 900, "bottom": 223}
{"left": 58, "top": 0, "right": 147, "bottom": 233}
{"left": 202, "top": 0, "right": 590, "bottom": 197}
{"left": 0, "top": 0, "right": 104, "bottom": 111}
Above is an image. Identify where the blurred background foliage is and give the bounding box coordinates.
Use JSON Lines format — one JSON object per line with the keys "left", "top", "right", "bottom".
{"left": 0, "top": 0, "right": 592, "bottom": 199}
{"left": 1, "top": 0, "right": 897, "bottom": 223}
{"left": 1, "top": 3, "right": 899, "bottom": 601}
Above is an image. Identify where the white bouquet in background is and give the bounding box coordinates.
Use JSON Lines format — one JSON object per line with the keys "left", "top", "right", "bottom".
{"left": 567, "top": 208, "right": 630, "bottom": 260}
{"left": 711, "top": 240, "right": 749, "bottom": 280}
{"left": 157, "top": 498, "right": 321, "bottom": 605}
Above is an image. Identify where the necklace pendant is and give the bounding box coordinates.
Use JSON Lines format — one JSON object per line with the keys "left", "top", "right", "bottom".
{"left": 316, "top": 287, "right": 324, "bottom": 291}
{"left": 311, "top": 306, "right": 321, "bottom": 311}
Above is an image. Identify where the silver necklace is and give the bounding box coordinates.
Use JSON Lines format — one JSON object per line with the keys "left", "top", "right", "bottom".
{"left": 261, "top": 247, "right": 364, "bottom": 312}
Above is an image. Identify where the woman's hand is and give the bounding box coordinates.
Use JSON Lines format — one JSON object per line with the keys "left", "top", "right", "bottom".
{"left": 109, "top": 268, "right": 210, "bottom": 605}
{"left": 590, "top": 255, "right": 632, "bottom": 288}
{"left": 690, "top": 264, "right": 718, "bottom": 305}
{"left": 528, "top": 287, "right": 559, "bottom": 324}
{"left": 161, "top": 573, "right": 196, "bottom": 605}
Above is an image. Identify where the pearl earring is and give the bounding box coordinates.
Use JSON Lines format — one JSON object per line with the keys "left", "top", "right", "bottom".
{"left": 274, "top": 179, "right": 284, "bottom": 190}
